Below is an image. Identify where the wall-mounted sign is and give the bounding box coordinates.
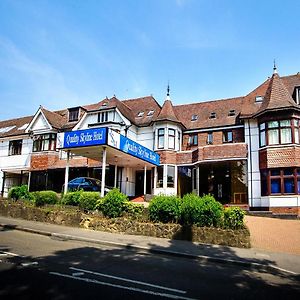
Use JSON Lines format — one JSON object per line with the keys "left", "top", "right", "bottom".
{"left": 120, "top": 135, "right": 160, "bottom": 166}
{"left": 107, "top": 128, "right": 120, "bottom": 149}
{"left": 58, "top": 128, "right": 107, "bottom": 148}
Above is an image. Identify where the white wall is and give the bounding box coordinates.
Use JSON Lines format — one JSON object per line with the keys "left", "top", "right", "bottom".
{"left": 259, "top": 196, "right": 300, "bottom": 207}
{"left": 137, "top": 126, "right": 154, "bottom": 150}
{"left": 244, "top": 119, "right": 261, "bottom": 207}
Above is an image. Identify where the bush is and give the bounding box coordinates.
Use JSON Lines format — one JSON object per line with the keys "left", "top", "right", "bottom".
{"left": 8, "top": 185, "right": 32, "bottom": 201}
{"left": 78, "top": 192, "right": 101, "bottom": 211}
{"left": 224, "top": 207, "right": 245, "bottom": 229}
{"left": 124, "top": 201, "right": 144, "bottom": 219}
{"left": 98, "top": 189, "right": 128, "bottom": 218}
{"left": 61, "top": 191, "right": 83, "bottom": 206}
{"left": 149, "top": 195, "right": 181, "bottom": 223}
{"left": 34, "top": 191, "right": 59, "bottom": 206}
{"left": 196, "top": 194, "right": 224, "bottom": 227}
{"left": 181, "top": 194, "right": 223, "bottom": 227}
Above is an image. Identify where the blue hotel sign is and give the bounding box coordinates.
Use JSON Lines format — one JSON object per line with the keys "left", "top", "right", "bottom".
{"left": 59, "top": 127, "right": 160, "bottom": 166}
{"left": 120, "top": 135, "right": 160, "bottom": 166}
{"left": 62, "top": 128, "right": 107, "bottom": 148}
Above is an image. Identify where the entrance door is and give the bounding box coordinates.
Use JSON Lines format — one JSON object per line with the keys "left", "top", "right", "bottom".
{"left": 135, "top": 170, "right": 151, "bottom": 196}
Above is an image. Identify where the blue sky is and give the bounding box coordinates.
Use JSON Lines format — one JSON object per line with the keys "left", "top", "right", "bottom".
{"left": 0, "top": 0, "right": 299, "bottom": 120}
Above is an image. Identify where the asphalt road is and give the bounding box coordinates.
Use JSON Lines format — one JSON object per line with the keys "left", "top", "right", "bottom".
{"left": 0, "top": 228, "right": 299, "bottom": 300}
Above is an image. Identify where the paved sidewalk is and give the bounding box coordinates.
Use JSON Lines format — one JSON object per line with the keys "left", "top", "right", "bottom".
{"left": 245, "top": 216, "right": 300, "bottom": 255}
{"left": 0, "top": 216, "right": 300, "bottom": 275}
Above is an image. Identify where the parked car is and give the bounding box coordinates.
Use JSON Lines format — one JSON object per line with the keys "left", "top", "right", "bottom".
{"left": 63, "top": 177, "right": 111, "bottom": 193}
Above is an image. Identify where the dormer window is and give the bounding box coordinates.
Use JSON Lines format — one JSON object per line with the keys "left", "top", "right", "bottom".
{"left": 147, "top": 110, "right": 154, "bottom": 116}
{"left": 137, "top": 111, "right": 144, "bottom": 117}
{"left": 209, "top": 112, "right": 216, "bottom": 119}
{"left": 255, "top": 95, "right": 264, "bottom": 102}
{"left": 191, "top": 114, "right": 198, "bottom": 121}
{"left": 68, "top": 108, "right": 79, "bottom": 122}
{"left": 228, "top": 110, "right": 236, "bottom": 117}
{"left": 295, "top": 87, "right": 300, "bottom": 105}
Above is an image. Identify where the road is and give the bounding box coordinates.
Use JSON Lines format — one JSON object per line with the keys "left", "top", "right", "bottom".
{"left": 0, "top": 228, "right": 299, "bottom": 299}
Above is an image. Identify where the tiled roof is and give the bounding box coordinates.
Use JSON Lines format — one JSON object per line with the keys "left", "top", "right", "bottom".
{"left": 123, "top": 96, "right": 161, "bottom": 126}
{"left": 174, "top": 97, "right": 244, "bottom": 129}
{"left": 40, "top": 107, "right": 67, "bottom": 129}
{"left": 0, "top": 115, "right": 33, "bottom": 138}
{"left": 155, "top": 99, "right": 182, "bottom": 124}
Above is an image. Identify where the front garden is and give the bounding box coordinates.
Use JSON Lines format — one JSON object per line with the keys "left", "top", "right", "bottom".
{"left": 0, "top": 185, "right": 250, "bottom": 248}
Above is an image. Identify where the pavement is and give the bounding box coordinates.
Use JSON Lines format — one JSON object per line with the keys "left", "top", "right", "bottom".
{"left": 245, "top": 215, "right": 300, "bottom": 255}
{"left": 0, "top": 215, "right": 300, "bottom": 275}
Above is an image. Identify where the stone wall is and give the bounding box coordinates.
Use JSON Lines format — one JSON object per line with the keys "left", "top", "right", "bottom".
{"left": 0, "top": 200, "right": 250, "bottom": 248}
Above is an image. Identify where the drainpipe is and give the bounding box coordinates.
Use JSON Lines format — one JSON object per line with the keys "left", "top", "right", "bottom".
{"left": 247, "top": 120, "right": 253, "bottom": 208}
{"left": 101, "top": 147, "right": 107, "bottom": 198}
{"left": 1, "top": 171, "right": 6, "bottom": 198}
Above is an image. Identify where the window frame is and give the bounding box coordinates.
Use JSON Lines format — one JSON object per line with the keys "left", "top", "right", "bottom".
{"left": 207, "top": 132, "right": 213, "bottom": 145}
{"left": 188, "top": 134, "right": 198, "bottom": 146}
{"left": 68, "top": 108, "right": 79, "bottom": 122}
{"left": 168, "top": 128, "right": 175, "bottom": 149}
{"left": 223, "top": 130, "right": 233, "bottom": 143}
{"left": 33, "top": 133, "right": 57, "bottom": 152}
{"left": 157, "top": 128, "right": 165, "bottom": 149}
{"left": 8, "top": 139, "right": 22, "bottom": 156}
{"left": 261, "top": 168, "right": 300, "bottom": 195}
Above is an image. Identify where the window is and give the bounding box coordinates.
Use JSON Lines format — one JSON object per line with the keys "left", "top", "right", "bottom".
{"left": 9, "top": 140, "right": 22, "bottom": 155}
{"left": 137, "top": 111, "right": 144, "bottom": 117}
{"left": 294, "top": 87, "right": 300, "bottom": 105}
{"left": 147, "top": 110, "right": 154, "bottom": 116}
{"left": 168, "top": 129, "right": 175, "bottom": 149}
{"left": 188, "top": 134, "right": 198, "bottom": 146}
{"left": 255, "top": 95, "right": 264, "bottom": 102}
{"left": 178, "top": 131, "right": 181, "bottom": 150}
{"left": 156, "top": 166, "right": 163, "bottom": 188}
{"left": 261, "top": 168, "right": 300, "bottom": 195}
{"left": 33, "top": 134, "right": 56, "bottom": 152}
{"left": 98, "top": 111, "right": 109, "bottom": 123}
{"left": 207, "top": 132, "right": 213, "bottom": 145}
{"left": 68, "top": 108, "right": 79, "bottom": 122}
{"left": 209, "top": 112, "right": 216, "bottom": 119}
{"left": 167, "top": 166, "right": 175, "bottom": 188}
{"left": 158, "top": 129, "right": 165, "bottom": 149}
{"left": 259, "top": 119, "right": 296, "bottom": 146}
{"left": 191, "top": 114, "right": 198, "bottom": 121}
{"left": 223, "top": 130, "right": 233, "bottom": 143}
{"left": 228, "top": 110, "right": 236, "bottom": 117}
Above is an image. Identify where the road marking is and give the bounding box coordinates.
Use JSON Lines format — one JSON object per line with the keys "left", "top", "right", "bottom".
{"left": 0, "top": 251, "right": 22, "bottom": 257}
{"left": 70, "top": 266, "right": 186, "bottom": 294}
{"left": 268, "top": 265, "right": 298, "bottom": 275}
{"left": 50, "top": 272, "right": 198, "bottom": 300}
{"left": 21, "top": 262, "right": 38, "bottom": 267}
{"left": 72, "top": 272, "right": 85, "bottom": 276}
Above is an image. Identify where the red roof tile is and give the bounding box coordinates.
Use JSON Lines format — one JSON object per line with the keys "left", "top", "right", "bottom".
{"left": 155, "top": 99, "right": 182, "bottom": 124}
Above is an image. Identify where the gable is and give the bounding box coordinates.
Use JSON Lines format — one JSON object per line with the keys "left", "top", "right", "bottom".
{"left": 26, "top": 110, "right": 52, "bottom": 132}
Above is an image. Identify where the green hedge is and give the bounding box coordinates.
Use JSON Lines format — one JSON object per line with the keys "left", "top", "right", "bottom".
{"left": 223, "top": 207, "right": 245, "bottom": 229}
{"left": 33, "top": 191, "right": 59, "bottom": 206}
{"left": 97, "top": 189, "right": 128, "bottom": 218}
{"left": 149, "top": 195, "right": 181, "bottom": 223}
{"left": 78, "top": 192, "right": 101, "bottom": 211}
{"left": 8, "top": 185, "right": 33, "bottom": 201}
{"left": 61, "top": 191, "right": 83, "bottom": 206}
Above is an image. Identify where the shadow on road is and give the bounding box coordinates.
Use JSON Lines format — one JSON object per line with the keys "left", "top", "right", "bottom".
{"left": 0, "top": 228, "right": 299, "bottom": 300}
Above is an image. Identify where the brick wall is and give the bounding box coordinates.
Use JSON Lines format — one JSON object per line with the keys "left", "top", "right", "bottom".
{"left": 259, "top": 146, "right": 300, "bottom": 169}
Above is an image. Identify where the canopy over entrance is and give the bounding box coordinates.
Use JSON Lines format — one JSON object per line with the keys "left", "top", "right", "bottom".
{"left": 56, "top": 127, "right": 160, "bottom": 196}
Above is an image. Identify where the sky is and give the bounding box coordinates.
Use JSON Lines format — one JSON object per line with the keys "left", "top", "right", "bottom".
{"left": 0, "top": 0, "right": 300, "bottom": 120}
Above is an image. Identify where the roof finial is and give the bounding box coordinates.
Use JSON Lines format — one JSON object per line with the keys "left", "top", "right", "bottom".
{"left": 273, "top": 59, "right": 278, "bottom": 74}
{"left": 167, "top": 81, "right": 170, "bottom": 97}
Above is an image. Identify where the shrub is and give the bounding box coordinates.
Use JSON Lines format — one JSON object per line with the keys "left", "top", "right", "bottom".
{"left": 181, "top": 194, "right": 223, "bottom": 227}
{"left": 181, "top": 193, "right": 202, "bottom": 225}
{"left": 98, "top": 188, "right": 128, "bottom": 218}
{"left": 34, "top": 191, "right": 59, "bottom": 206}
{"left": 8, "top": 185, "right": 32, "bottom": 201}
{"left": 196, "top": 194, "right": 224, "bottom": 227}
{"left": 224, "top": 207, "right": 245, "bottom": 229}
{"left": 78, "top": 192, "right": 101, "bottom": 211}
{"left": 149, "top": 195, "right": 181, "bottom": 223}
{"left": 124, "top": 201, "right": 144, "bottom": 219}
{"left": 61, "top": 191, "right": 83, "bottom": 206}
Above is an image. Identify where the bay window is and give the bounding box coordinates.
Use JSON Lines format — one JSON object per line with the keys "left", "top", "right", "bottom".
{"left": 261, "top": 168, "right": 300, "bottom": 195}
{"left": 33, "top": 133, "right": 56, "bottom": 152}
{"left": 259, "top": 119, "right": 299, "bottom": 146}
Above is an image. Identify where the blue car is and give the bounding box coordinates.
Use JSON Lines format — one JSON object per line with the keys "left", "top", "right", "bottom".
{"left": 64, "top": 177, "right": 111, "bottom": 193}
